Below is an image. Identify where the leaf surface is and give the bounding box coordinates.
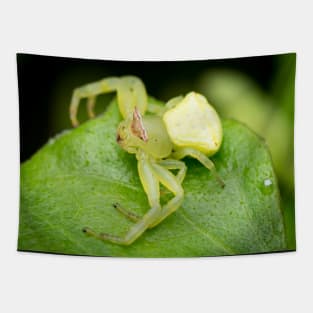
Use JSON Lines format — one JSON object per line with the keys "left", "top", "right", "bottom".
{"left": 19, "top": 98, "right": 286, "bottom": 257}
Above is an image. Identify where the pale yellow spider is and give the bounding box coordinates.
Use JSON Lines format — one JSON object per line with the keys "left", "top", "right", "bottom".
{"left": 69, "top": 76, "right": 224, "bottom": 245}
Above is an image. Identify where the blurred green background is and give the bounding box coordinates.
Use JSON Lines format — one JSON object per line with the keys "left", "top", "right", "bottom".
{"left": 17, "top": 53, "right": 296, "bottom": 249}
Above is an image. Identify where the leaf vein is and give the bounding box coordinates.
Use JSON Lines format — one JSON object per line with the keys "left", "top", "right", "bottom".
{"left": 178, "top": 210, "right": 236, "bottom": 255}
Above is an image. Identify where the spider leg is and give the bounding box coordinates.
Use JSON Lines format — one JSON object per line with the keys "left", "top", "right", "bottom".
{"left": 83, "top": 153, "right": 161, "bottom": 245}
{"left": 113, "top": 159, "right": 186, "bottom": 224}
{"left": 157, "top": 159, "right": 187, "bottom": 184}
{"left": 69, "top": 77, "right": 119, "bottom": 127}
{"left": 112, "top": 203, "right": 142, "bottom": 223}
{"left": 69, "top": 76, "right": 147, "bottom": 127}
{"left": 86, "top": 96, "right": 96, "bottom": 119}
{"left": 148, "top": 162, "right": 184, "bottom": 228}
{"left": 172, "top": 147, "right": 225, "bottom": 188}
{"left": 122, "top": 76, "right": 147, "bottom": 117}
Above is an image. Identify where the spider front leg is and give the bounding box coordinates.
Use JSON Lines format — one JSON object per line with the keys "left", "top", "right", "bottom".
{"left": 84, "top": 153, "right": 162, "bottom": 245}
{"left": 148, "top": 162, "right": 184, "bottom": 228}
{"left": 172, "top": 147, "right": 225, "bottom": 188}
{"left": 70, "top": 77, "right": 119, "bottom": 127}
{"left": 114, "top": 159, "right": 186, "bottom": 228}
{"left": 69, "top": 76, "right": 147, "bottom": 127}
{"left": 83, "top": 153, "right": 185, "bottom": 244}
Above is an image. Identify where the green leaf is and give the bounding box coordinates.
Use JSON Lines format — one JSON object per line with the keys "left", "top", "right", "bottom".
{"left": 19, "top": 98, "right": 286, "bottom": 257}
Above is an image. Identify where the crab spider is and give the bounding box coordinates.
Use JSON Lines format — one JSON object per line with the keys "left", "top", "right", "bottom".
{"left": 69, "top": 76, "right": 224, "bottom": 245}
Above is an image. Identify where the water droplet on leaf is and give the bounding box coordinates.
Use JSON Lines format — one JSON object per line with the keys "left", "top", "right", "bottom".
{"left": 261, "top": 178, "right": 274, "bottom": 195}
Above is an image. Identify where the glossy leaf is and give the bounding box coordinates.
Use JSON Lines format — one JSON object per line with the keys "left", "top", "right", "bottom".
{"left": 19, "top": 98, "right": 286, "bottom": 257}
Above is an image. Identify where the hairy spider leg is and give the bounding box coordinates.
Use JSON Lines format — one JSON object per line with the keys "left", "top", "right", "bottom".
{"left": 112, "top": 159, "right": 186, "bottom": 225}
{"left": 172, "top": 147, "right": 225, "bottom": 188}
{"left": 69, "top": 76, "right": 147, "bottom": 127}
